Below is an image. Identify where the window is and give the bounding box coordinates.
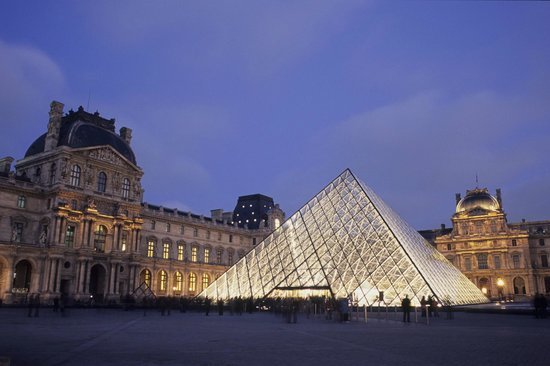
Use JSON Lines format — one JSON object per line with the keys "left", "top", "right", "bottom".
{"left": 121, "top": 232, "right": 128, "bottom": 251}
{"left": 49, "top": 163, "right": 56, "bottom": 184}
{"left": 216, "top": 248, "right": 222, "bottom": 264}
{"left": 446, "top": 243, "right": 452, "bottom": 251}
{"left": 206, "top": 230, "right": 211, "bottom": 240}
{"left": 490, "top": 221, "right": 497, "bottom": 233}
{"left": 229, "top": 234, "right": 233, "bottom": 243}
{"left": 189, "top": 273, "right": 197, "bottom": 292}
{"left": 166, "top": 223, "right": 171, "bottom": 232}
{"left": 541, "top": 255, "right": 548, "bottom": 268}
{"left": 70, "top": 164, "right": 81, "bottom": 186}
{"left": 477, "top": 254, "right": 488, "bottom": 269}
{"left": 12, "top": 223, "right": 24, "bottom": 242}
{"left": 97, "top": 172, "right": 107, "bottom": 192}
{"left": 141, "top": 269, "right": 152, "bottom": 287}
{"left": 122, "top": 178, "right": 130, "bottom": 198}
{"left": 177, "top": 244, "right": 184, "bottom": 261}
{"left": 475, "top": 221, "right": 483, "bottom": 234}
{"left": 202, "top": 273, "right": 210, "bottom": 290}
{"left": 191, "top": 246, "right": 198, "bottom": 262}
{"left": 17, "top": 195, "right": 26, "bottom": 208}
{"left": 218, "top": 232, "right": 222, "bottom": 241}
{"left": 193, "top": 228, "right": 198, "bottom": 237}
{"left": 174, "top": 272, "right": 183, "bottom": 292}
{"left": 159, "top": 270, "right": 167, "bottom": 291}
{"left": 71, "top": 199, "right": 78, "bottom": 210}
{"left": 94, "top": 225, "right": 107, "bottom": 252}
{"left": 461, "top": 223, "right": 469, "bottom": 235}
{"left": 540, "top": 239, "right": 545, "bottom": 246}
{"left": 147, "top": 240, "right": 155, "bottom": 257}
{"left": 512, "top": 239, "right": 517, "bottom": 247}
{"left": 464, "top": 257, "right": 472, "bottom": 271}
{"left": 494, "top": 255, "right": 501, "bottom": 270}
{"left": 513, "top": 277, "right": 526, "bottom": 295}
{"left": 512, "top": 254, "right": 521, "bottom": 269}
{"left": 238, "top": 250, "right": 244, "bottom": 259}
{"left": 228, "top": 251, "right": 234, "bottom": 265}
{"left": 163, "top": 243, "right": 170, "bottom": 259}
{"left": 151, "top": 220, "right": 156, "bottom": 230}
{"left": 65, "top": 225, "right": 75, "bottom": 247}
{"left": 180, "top": 225, "right": 185, "bottom": 235}
{"left": 253, "top": 238, "right": 257, "bottom": 246}
{"left": 204, "top": 248, "right": 210, "bottom": 264}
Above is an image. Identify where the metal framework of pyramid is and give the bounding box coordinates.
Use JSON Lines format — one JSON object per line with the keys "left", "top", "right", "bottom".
{"left": 200, "top": 169, "right": 488, "bottom": 306}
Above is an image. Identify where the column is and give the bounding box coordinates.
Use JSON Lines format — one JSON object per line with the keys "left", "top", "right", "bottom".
{"left": 79, "top": 260, "right": 88, "bottom": 294}
{"left": 112, "top": 225, "right": 120, "bottom": 252}
{"left": 41, "top": 257, "right": 51, "bottom": 292}
{"left": 82, "top": 261, "right": 91, "bottom": 294}
{"left": 59, "top": 218, "right": 67, "bottom": 246}
{"left": 53, "top": 217, "right": 61, "bottom": 245}
{"left": 53, "top": 259, "right": 61, "bottom": 293}
{"left": 4, "top": 256, "right": 15, "bottom": 294}
{"left": 108, "top": 263, "right": 116, "bottom": 294}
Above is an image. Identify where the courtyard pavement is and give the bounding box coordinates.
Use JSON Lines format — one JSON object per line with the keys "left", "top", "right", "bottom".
{"left": 0, "top": 306, "right": 548, "bottom": 366}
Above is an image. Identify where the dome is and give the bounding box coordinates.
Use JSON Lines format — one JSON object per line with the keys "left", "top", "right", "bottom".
{"left": 24, "top": 107, "right": 136, "bottom": 165}
{"left": 456, "top": 188, "right": 500, "bottom": 213}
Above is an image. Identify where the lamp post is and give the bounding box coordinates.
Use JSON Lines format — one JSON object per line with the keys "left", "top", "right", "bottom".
{"left": 497, "top": 278, "right": 505, "bottom": 301}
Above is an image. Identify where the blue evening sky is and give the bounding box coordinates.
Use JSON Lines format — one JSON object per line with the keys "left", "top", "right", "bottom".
{"left": 1, "top": 1, "right": 549, "bottom": 229}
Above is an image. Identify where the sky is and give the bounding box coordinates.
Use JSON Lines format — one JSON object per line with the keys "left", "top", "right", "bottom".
{"left": 1, "top": 1, "right": 549, "bottom": 230}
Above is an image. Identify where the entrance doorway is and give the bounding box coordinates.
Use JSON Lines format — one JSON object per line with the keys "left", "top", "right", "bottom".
{"left": 13, "top": 260, "right": 32, "bottom": 292}
{"left": 89, "top": 264, "right": 107, "bottom": 303}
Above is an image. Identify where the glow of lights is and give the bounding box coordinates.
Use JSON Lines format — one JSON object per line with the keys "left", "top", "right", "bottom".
{"left": 497, "top": 279, "right": 505, "bottom": 287}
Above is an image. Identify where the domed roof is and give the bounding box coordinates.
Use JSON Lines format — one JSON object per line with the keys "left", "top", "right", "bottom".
{"left": 456, "top": 188, "right": 500, "bottom": 214}
{"left": 24, "top": 107, "right": 136, "bottom": 165}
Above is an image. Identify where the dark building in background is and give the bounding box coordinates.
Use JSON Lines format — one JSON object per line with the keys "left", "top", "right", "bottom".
{"left": 233, "top": 194, "right": 277, "bottom": 230}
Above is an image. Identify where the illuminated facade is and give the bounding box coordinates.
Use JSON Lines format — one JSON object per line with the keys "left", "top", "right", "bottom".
{"left": 200, "top": 169, "right": 489, "bottom": 306}
{"left": 0, "top": 101, "right": 284, "bottom": 304}
{"left": 430, "top": 188, "right": 550, "bottom": 300}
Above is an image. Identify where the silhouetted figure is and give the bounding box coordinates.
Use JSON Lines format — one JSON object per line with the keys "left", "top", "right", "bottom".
{"left": 402, "top": 295, "right": 411, "bottom": 323}
{"left": 204, "top": 297, "right": 211, "bottom": 316}
{"left": 420, "top": 296, "right": 427, "bottom": 317}
{"left": 217, "top": 299, "right": 224, "bottom": 315}
{"left": 430, "top": 296, "right": 439, "bottom": 317}
{"left": 427, "top": 295, "right": 434, "bottom": 317}
{"left": 534, "top": 293, "right": 548, "bottom": 319}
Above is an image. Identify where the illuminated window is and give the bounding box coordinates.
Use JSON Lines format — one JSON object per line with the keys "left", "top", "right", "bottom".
{"left": 65, "top": 225, "right": 75, "bottom": 247}
{"left": 17, "top": 195, "right": 26, "bottom": 208}
{"left": 177, "top": 244, "right": 184, "bottom": 261}
{"left": 204, "top": 248, "right": 210, "bottom": 263}
{"left": 477, "top": 254, "right": 488, "bottom": 269}
{"left": 163, "top": 243, "right": 170, "bottom": 259}
{"left": 121, "top": 232, "right": 128, "bottom": 251}
{"left": 97, "top": 172, "right": 107, "bottom": 192}
{"left": 159, "top": 270, "right": 168, "bottom": 291}
{"left": 512, "top": 254, "right": 521, "bottom": 269}
{"left": 147, "top": 240, "right": 155, "bottom": 257}
{"left": 122, "top": 178, "right": 130, "bottom": 198}
{"left": 189, "top": 273, "right": 197, "bottom": 292}
{"left": 174, "top": 272, "right": 183, "bottom": 292}
{"left": 216, "top": 248, "right": 223, "bottom": 264}
{"left": 202, "top": 273, "right": 210, "bottom": 290}
{"left": 191, "top": 246, "right": 198, "bottom": 262}
{"left": 493, "top": 255, "right": 501, "bottom": 269}
{"left": 541, "top": 255, "right": 548, "bottom": 268}
{"left": 193, "top": 228, "right": 198, "bottom": 237}
{"left": 464, "top": 257, "right": 472, "bottom": 271}
{"left": 140, "top": 269, "right": 152, "bottom": 287}
{"left": 70, "top": 164, "right": 81, "bottom": 186}
{"left": 94, "top": 225, "right": 107, "bottom": 252}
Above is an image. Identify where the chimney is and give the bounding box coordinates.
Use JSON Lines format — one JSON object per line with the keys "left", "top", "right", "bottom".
{"left": 496, "top": 188, "right": 502, "bottom": 208}
{"left": 44, "top": 101, "right": 64, "bottom": 152}
{"left": 0, "top": 156, "right": 14, "bottom": 174}
{"left": 119, "top": 127, "right": 132, "bottom": 145}
{"left": 455, "top": 193, "right": 461, "bottom": 205}
{"left": 440, "top": 223, "right": 446, "bottom": 230}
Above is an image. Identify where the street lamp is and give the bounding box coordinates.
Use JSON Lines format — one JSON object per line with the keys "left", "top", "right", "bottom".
{"left": 497, "top": 278, "right": 505, "bottom": 301}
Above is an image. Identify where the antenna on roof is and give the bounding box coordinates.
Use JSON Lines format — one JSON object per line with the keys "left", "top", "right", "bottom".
{"left": 475, "top": 172, "right": 479, "bottom": 188}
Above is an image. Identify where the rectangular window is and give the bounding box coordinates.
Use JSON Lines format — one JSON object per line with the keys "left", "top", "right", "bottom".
{"left": 475, "top": 221, "right": 483, "bottom": 234}
{"left": 490, "top": 222, "right": 497, "bottom": 233}
{"left": 121, "top": 232, "right": 127, "bottom": 251}
{"left": 477, "top": 254, "right": 488, "bottom": 269}
{"left": 71, "top": 199, "right": 78, "bottom": 211}
{"left": 206, "top": 231, "right": 211, "bottom": 240}
{"left": 494, "top": 255, "right": 501, "bottom": 270}
{"left": 446, "top": 243, "right": 452, "bottom": 251}
{"left": 216, "top": 249, "right": 222, "bottom": 264}
{"left": 253, "top": 238, "right": 257, "bottom": 245}
{"left": 204, "top": 248, "right": 210, "bottom": 264}
{"left": 228, "top": 251, "right": 233, "bottom": 265}
{"left": 193, "top": 228, "right": 198, "bottom": 237}
{"left": 65, "top": 225, "right": 75, "bottom": 247}
{"left": 541, "top": 255, "right": 548, "bottom": 268}
{"left": 17, "top": 195, "right": 26, "bottom": 208}
{"left": 218, "top": 232, "right": 222, "bottom": 241}
{"left": 147, "top": 240, "right": 155, "bottom": 257}
{"left": 166, "top": 223, "right": 171, "bottom": 233}
{"left": 191, "top": 246, "right": 198, "bottom": 262}
{"left": 163, "top": 243, "right": 170, "bottom": 259}
{"left": 177, "top": 244, "right": 184, "bottom": 261}
{"left": 464, "top": 257, "right": 472, "bottom": 271}
{"left": 229, "top": 234, "right": 233, "bottom": 243}
{"left": 512, "top": 255, "right": 521, "bottom": 269}
{"left": 151, "top": 220, "right": 156, "bottom": 230}
{"left": 540, "top": 239, "right": 545, "bottom": 246}
{"left": 512, "top": 239, "right": 517, "bottom": 247}
{"left": 180, "top": 225, "right": 184, "bottom": 235}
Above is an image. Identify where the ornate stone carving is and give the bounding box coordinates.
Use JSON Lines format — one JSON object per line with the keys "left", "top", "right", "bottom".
{"left": 88, "top": 148, "right": 124, "bottom": 166}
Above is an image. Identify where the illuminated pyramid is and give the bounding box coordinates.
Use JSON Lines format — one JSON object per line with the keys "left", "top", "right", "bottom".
{"left": 200, "top": 169, "right": 488, "bottom": 306}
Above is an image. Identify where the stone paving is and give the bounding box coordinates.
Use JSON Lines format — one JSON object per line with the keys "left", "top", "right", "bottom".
{"left": 0, "top": 307, "right": 549, "bottom": 366}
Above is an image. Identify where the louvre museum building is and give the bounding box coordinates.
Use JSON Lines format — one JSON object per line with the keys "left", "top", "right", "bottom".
{"left": 0, "top": 101, "right": 549, "bottom": 305}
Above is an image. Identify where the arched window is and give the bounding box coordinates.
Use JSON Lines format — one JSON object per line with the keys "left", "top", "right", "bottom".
{"left": 97, "top": 172, "right": 107, "bottom": 192}
{"left": 140, "top": 269, "right": 152, "bottom": 287}
{"left": 513, "top": 277, "right": 526, "bottom": 295}
{"left": 122, "top": 178, "right": 130, "bottom": 198}
{"left": 94, "top": 225, "right": 107, "bottom": 252}
{"left": 159, "top": 270, "right": 168, "bottom": 291}
{"left": 202, "top": 273, "right": 210, "bottom": 290}
{"left": 70, "top": 164, "right": 81, "bottom": 186}
{"left": 174, "top": 272, "right": 183, "bottom": 292}
{"left": 189, "top": 273, "right": 197, "bottom": 292}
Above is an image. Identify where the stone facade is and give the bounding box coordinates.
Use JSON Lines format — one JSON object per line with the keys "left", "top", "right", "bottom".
{"left": 0, "top": 101, "right": 284, "bottom": 304}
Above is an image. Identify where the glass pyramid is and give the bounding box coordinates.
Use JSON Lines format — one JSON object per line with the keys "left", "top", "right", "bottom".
{"left": 200, "top": 169, "right": 489, "bottom": 306}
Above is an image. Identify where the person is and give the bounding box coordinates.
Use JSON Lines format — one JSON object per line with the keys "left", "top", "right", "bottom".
{"left": 217, "top": 299, "right": 224, "bottom": 316}
{"left": 430, "top": 296, "right": 439, "bottom": 317}
{"left": 541, "top": 294, "right": 548, "bottom": 319}
{"left": 402, "top": 295, "right": 411, "bottom": 323}
{"left": 204, "top": 296, "right": 211, "bottom": 316}
{"left": 420, "top": 296, "right": 427, "bottom": 317}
